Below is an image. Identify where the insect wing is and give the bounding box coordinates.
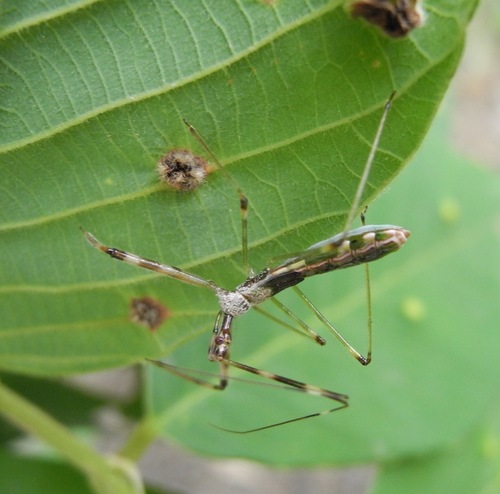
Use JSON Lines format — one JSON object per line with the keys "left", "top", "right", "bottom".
{"left": 270, "top": 225, "right": 410, "bottom": 278}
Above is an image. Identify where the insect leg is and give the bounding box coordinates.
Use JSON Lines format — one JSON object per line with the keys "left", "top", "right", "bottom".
{"left": 82, "top": 229, "right": 218, "bottom": 292}
{"left": 217, "top": 357, "right": 349, "bottom": 433}
{"left": 183, "top": 119, "right": 250, "bottom": 273}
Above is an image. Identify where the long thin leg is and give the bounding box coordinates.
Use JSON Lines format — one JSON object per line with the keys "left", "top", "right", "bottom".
{"left": 217, "top": 357, "right": 349, "bottom": 433}
{"left": 147, "top": 359, "right": 229, "bottom": 391}
{"left": 183, "top": 119, "right": 250, "bottom": 273}
{"left": 215, "top": 311, "right": 349, "bottom": 431}
{"left": 253, "top": 305, "right": 326, "bottom": 345}
{"left": 291, "top": 286, "right": 371, "bottom": 365}
{"left": 149, "top": 308, "right": 348, "bottom": 432}
{"left": 268, "top": 298, "right": 326, "bottom": 345}
{"left": 82, "top": 229, "right": 219, "bottom": 292}
{"left": 284, "top": 208, "right": 375, "bottom": 365}
{"left": 363, "top": 263, "right": 373, "bottom": 364}
{"left": 147, "top": 356, "right": 348, "bottom": 433}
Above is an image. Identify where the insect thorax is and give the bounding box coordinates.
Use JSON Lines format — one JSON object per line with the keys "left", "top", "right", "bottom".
{"left": 215, "top": 287, "right": 252, "bottom": 317}
{"left": 236, "top": 270, "right": 275, "bottom": 305}
{"left": 214, "top": 270, "right": 275, "bottom": 316}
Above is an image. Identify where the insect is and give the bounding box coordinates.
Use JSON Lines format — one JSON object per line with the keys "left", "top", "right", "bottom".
{"left": 349, "top": 0, "right": 424, "bottom": 38}
{"left": 83, "top": 92, "right": 409, "bottom": 432}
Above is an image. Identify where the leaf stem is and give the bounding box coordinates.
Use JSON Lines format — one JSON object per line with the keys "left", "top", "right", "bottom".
{"left": 0, "top": 379, "right": 139, "bottom": 493}
{"left": 119, "top": 416, "right": 159, "bottom": 461}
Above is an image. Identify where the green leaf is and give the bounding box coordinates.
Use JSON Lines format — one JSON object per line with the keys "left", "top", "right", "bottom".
{"left": 372, "top": 407, "right": 500, "bottom": 494}
{"left": 0, "top": 0, "right": 482, "bottom": 466}
{"left": 0, "top": 0, "right": 475, "bottom": 369}
{"left": 0, "top": 449, "right": 91, "bottom": 494}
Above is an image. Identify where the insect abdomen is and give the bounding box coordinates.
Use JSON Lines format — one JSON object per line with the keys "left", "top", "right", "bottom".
{"left": 270, "top": 225, "right": 410, "bottom": 280}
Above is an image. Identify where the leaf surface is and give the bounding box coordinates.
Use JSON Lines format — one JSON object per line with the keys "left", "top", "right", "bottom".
{"left": 0, "top": 0, "right": 486, "bottom": 465}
